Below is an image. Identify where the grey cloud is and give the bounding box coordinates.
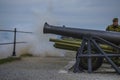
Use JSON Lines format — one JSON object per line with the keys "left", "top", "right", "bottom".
{"left": 0, "top": 0, "right": 120, "bottom": 29}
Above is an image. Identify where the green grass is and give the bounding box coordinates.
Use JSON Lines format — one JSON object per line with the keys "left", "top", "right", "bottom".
{"left": 0, "top": 57, "right": 21, "bottom": 64}
{"left": 20, "top": 53, "right": 33, "bottom": 57}
{"left": 0, "top": 53, "right": 33, "bottom": 65}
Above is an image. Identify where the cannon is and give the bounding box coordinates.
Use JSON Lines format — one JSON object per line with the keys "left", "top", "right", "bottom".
{"left": 43, "top": 23, "right": 120, "bottom": 44}
{"left": 43, "top": 22, "right": 120, "bottom": 74}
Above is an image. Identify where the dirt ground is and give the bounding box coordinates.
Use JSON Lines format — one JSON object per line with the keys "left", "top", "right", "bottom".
{"left": 0, "top": 52, "right": 120, "bottom": 80}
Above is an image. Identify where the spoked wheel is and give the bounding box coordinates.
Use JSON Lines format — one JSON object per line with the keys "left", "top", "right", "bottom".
{"left": 79, "top": 51, "right": 103, "bottom": 71}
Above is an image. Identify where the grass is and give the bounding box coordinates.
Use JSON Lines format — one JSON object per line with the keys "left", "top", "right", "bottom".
{"left": 0, "top": 57, "right": 21, "bottom": 64}
{"left": 20, "top": 53, "right": 33, "bottom": 57}
{"left": 0, "top": 53, "right": 33, "bottom": 65}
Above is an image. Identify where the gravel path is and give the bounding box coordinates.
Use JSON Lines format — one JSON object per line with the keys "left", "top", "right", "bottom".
{"left": 0, "top": 57, "right": 120, "bottom": 80}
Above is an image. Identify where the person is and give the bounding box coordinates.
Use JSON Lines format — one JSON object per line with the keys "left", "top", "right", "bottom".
{"left": 106, "top": 18, "right": 120, "bottom": 32}
{"left": 106, "top": 18, "right": 120, "bottom": 66}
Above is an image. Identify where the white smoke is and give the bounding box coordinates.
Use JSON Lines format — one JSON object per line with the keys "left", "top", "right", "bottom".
{"left": 27, "top": 11, "right": 65, "bottom": 57}
{"left": 0, "top": 12, "right": 65, "bottom": 58}
{"left": 0, "top": 0, "right": 65, "bottom": 58}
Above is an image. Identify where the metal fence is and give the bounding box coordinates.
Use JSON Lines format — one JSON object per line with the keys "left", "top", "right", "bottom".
{"left": 0, "top": 28, "right": 32, "bottom": 56}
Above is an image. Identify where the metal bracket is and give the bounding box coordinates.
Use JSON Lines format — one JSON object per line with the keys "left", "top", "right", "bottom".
{"left": 73, "top": 35, "right": 120, "bottom": 74}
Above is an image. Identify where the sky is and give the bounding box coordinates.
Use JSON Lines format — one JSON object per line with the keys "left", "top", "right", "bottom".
{"left": 0, "top": 0, "right": 120, "bottom": 30}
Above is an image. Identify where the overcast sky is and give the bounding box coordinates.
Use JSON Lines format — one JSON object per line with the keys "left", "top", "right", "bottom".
{"left": 0, "top": 0, "right": 120, "bottom": 30}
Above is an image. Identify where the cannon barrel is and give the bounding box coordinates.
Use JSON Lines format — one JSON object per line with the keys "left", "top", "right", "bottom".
{"left": 43, "top": 22, "right": 120, "bottom": 44}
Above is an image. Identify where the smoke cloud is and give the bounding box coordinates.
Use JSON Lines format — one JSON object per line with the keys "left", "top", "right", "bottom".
{"left": 0, "top": 13, "right": 65, "bottom": 58}
{"left": 0, "top": 0, "right": 65, "bottom": 59}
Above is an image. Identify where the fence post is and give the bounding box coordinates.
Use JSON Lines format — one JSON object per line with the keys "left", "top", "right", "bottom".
{"left": 12, "top": 28, "right": 16, "bottom": 56}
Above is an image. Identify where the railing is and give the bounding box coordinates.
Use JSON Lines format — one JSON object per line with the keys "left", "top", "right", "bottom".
{"left": 0, "top": 28, "right": 33, "bottom": 56}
